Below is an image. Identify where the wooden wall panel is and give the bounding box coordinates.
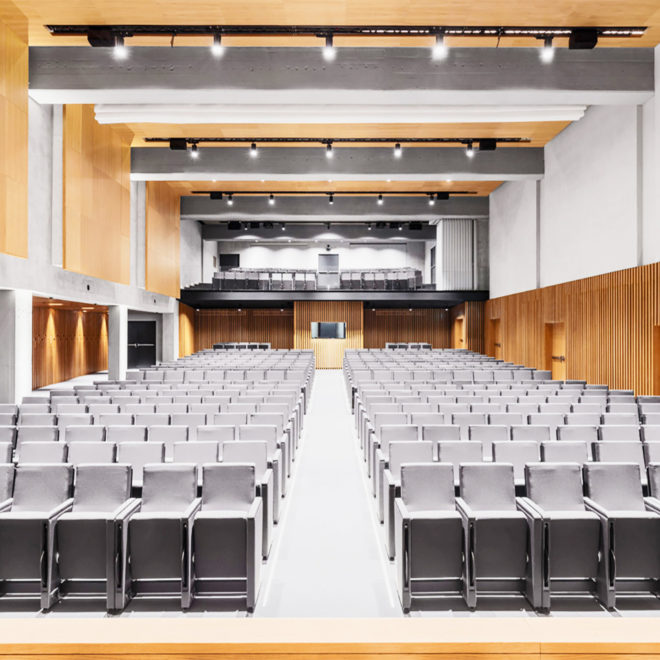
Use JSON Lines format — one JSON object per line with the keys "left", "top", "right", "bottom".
{"left": 450, "top": 301, "right": 486, "bottom": 353}
{"left": 178, "top": 303, "right": 196, "bottom": 357}
{"left": 146, "top": 182, "right": 180, "bottom": 298}
{"left": 363, "top": 308, "right": 450, "bottom": 348}
{"left": 485, "top": 263, "right": 660, "bottom": 395}
{"left": 0, "top": 3, "right": 28, "bottom": 258}
{"left": 32, "top": 306, "right": 108, "bottom": 390}
{"left": 195, "top": 308, "right": 293, "bottom": 351}
{"left": 294, "top": 301, "right": 363, "bottom": 368}
{"left": 63, "top": 105, "right": 131, "bottom": 284}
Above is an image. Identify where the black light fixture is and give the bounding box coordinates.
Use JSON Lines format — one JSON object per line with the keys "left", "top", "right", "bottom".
{"left": 432, "top": 32, "right": 448, "bottom": 60}
{"left": 375, "top": 221, "right": 386, "bottom": 229}
{"left": 540, "top": 36, "right": 555, "bottom": 62}
{"left": 211, "top": 32, "right": 225, "bottom": 56}
{"left": 367, "top": 223, "right": 372, "bottom": 231}
{"left": 478, "top": 138, "right": 497, "bottom": 151}
{"left": 269, "top": 193, "right": 275, "bottom": 206}
{"left": 393, "top": 142, "right": 402, "bottom": 158}
{"left": 209, "top": 191, "right": 223, "bottom": 200}
{"left": 569, "top": 27, "right": 599, "bottom": 49}
{"left": 86, "top": 28, "right": 115, "bottom": 47}
{"left": 281, "top": 223, "right": 286, "bottom": 231}
{"left": 250, "top": 142, "right": 258, "bottom": 157}
{"left": 436, "top": 191, "right": 450, "bottom": 200}
{"left": 227, "top": 221, "right": 241, "bottom": 230}
{"left": 465, "top": 141, "right": 475, "bottom": 158}
{"left": 328, "top": 193, "right": 334, "bottom": 204}
{"left": 377, "top": 194, "right": 384, "bottom": 205}
{"left": 325, "top": 142, "right": 334, "bottom": 158}
{"left": 190, "top": 143, "right": 199, "bottom": 159}
{"left": 243, "top": 223, "right": 249, "bottom": 230}
{"left": 323, "top": 34, "right": 336, "bottom": 61}
{"left": 168, "top": 138, "right": 187, "bottom": 151}
{"left": 428, "top": 194, "right": 435, "bottom": 206}
{"left": 113, "top": 34, "right": 128, "bottom": 59}
{"left": 250, "top": 221, "right": 260, "bottom": 229}
{"left": 227, "top": 193, "right": 234, "bottom": 205}
{"left": 263, "top": 221, "right": 274, "bottom": 228}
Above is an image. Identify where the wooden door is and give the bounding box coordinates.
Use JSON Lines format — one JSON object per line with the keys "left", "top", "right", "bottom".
{"left": 545, "top": 322, "right": 567, "bottom": 380}
{"left": 490, "top": 318, "right": 502, "bottom": 359}
{"left": 452, "top": 316, "right": 465, "bottom": 349}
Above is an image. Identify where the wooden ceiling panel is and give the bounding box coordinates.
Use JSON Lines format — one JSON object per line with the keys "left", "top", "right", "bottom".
{"left": 14, "top": 1, "right": 660, "bottom": 47}
{"left": 32, "top": 296, "right": 108, "bottom": 312}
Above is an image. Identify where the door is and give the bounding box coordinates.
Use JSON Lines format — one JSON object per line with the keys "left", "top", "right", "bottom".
{"left": 490, "top": 318, "right": 502, "bottom": 359}
{"left": 127, "top": 321, "right": 157, "bottom": 368}
{"left": 452, "top": 316, "right": 465, "bottom": 349}
{"left": 544, "top": 322, "right": 567, "bottom": 381}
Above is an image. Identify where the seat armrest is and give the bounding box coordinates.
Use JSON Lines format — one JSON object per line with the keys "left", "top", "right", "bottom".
{"left": 383, "top": 468, "right": 396, "bottom": 488}
{"left": 0, "top": 498, "right": 12, "bottom": 512}
{"left": 111, "top": 498, "right": 141, "bottom": 519}
{"left": 516, "top": 497, "right": 543, "bottom": 520}
{"left": 644, "top": 497, "right": 660, "bottom": 515}
{"left": 47, "top": 498, "right": 74, "bottom": 519}
{"left": 115, "top": 498, "right": 142, "bottom": 522}
{"left": 455, "top": 497, "right": 475, "bottom": 521}
{"left": 183, "top": 497, "right": 202, "bottom": 520}
{"left": 395, "top": 497, "right": 411, "bottom": 521}
{"left": 375, "top": 447, "right": 388, "bottom": 468}
{"left": 583, "top": 497, "right": 610, "bottom": 519}
{"left": 247, "top": 497, "right": 262, "bottom": 520}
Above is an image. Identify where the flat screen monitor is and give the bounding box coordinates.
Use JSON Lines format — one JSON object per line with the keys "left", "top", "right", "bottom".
{"left": 318, "top": 253, "right": 339, "bottom": 273}
{"left": 311, "top": 322, "right": 346, "bottom": 339}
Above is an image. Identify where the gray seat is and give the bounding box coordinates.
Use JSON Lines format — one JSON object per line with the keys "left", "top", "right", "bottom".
{"left": 198, "top": 425, "right": 235, "bottom": 444}
{"left": 18, "top": 413, "right": 56, "bottom": 427}
{"left": 421, "top": 425, "right": 459, "bottom": 443}
{"left": 511, "top": 425, "right": 552, "bottom": 444}
{"left": 191, "top": 464, "right": 263, "bottom": 611}
{"left": 67, "top": 442, "right": 116, "bottom": 465}
{"left": 173, "top": 442, "right": 219, "bottom": 486}
{"left": 125, "top": 464, "right": 201, "bottom": 610}
{"left": 0, "top": 464, "right": 15, "bottom": 502}
{"left": 55, "top": 464, "right": 133, "bottom": 610}
{"left": 116, "top": 442, "right": 165, "bottom": 488}
{"left": 456, "top": 463, "right": 531, "bottom": 609}
{"left": 601, "top": 413, "right": 639, "bottom": 426}
{"left": 492, "top": 441, "right": 540, "bottom": 486}
{"left": 373, "top": 425, "right": 419, "bottom": 498}
{"left": 238, "top": 425, "right": 286, "bottom": 500}
{"left": 468, "top": 425, "right": 509, "bottom": 460}
{"left": 541, "top": 441, "right": 590, "bottom": 463}
{"left": 598, "top": 425, "right": 641, "bottom": 442}
{"left": 106, "top": 426, "right": 147, "bottom": 444}
{"left": 644, "top": 442, "right": 660, "bottom": 466}
{"left": 19, "top": 441, "right": 67, "bottom": 464}
{"left": 65, "top": 426, "right": 105, "bottom": 443}
{"left": 0, "top": 444, "right": 12, "bottom": 464}
{"left": 394, "top": 463, "right": 462, "bottom": 612}
{"left": 523, "top": 463, "right": 600, "bottom": 611}
{"left": 565, "top": 413, "right": 602, "bottom": 426}
{"left": 557, "top": 425, "right": 598, "bottom": 444}
{"left": 0, "top": 427, "right": 17, "bottom": 449}
{"left": 437, "top": 441, "right": 482, "bottom": 486}
{"left": 649, "top": 464, "right": 660, "bottom": 498}
{"left": 147, "top": 426, "right": 188, "bottom": 461}
{"left": 0, "top": 464, "right": 73, "bottom": 609}
{"left": 96, "top": 413, "right": 134, "bottom": 427}
{"left": 584, "top": 463, "right": 660, "bottom": 608}
{"left": 16, "top": 426, "right": 59, "bottom": 454}
{"left": 642, "top": 425, "right": 660, "bottom": 443}
{"left": 592, "top": 442, "right": 647, "bottom": 486}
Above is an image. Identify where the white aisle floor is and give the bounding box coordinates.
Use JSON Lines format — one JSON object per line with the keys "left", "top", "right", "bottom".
{"left": 255, "top": 369, "right": 401, "bottom": 617}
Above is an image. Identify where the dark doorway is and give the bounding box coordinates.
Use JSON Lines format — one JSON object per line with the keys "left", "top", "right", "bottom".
{"left": 128, "top": 321, "right": 157, "bottom": 368}
{"left": 219, "top": 254, "right": 240, "bottom": 271}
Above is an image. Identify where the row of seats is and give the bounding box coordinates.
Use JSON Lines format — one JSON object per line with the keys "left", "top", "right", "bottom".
{"left": 213, "top": 343, "right": 271, "bottom": 350}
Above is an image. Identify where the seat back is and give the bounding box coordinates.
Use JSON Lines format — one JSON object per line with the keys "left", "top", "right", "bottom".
{"left": 557, "top": 425, "right": 598, "bottom": 443}
{"left": 492, "top": 441, "right": 540, "bottom": 482}
{"left": 67, "top": 441, "right": 115, "bottom": 465}
{"left": 401, "top": 463, "right": 455, "bottom": 512}
{"left": 379, "top": 425, "right": 418, "bottom": 454}
{"left": 525, "top": 462, "right": 585, "bottom": 511}
{"left": 65, "top": 425, "right": 105, "bottom": 443}
{"left": 173, "top": 441, "right": 219, "bottom": 466}
{"left": 388, "top": 441, "right": 434, "bottom": 478}
{"left": 201, "top": 463, "right": 255, "bottom": 512}
{"left": 649, "top": 464, "right": 660, "bottom": 499}
{"left": 197, "top": 425, "right": 235, "bottom": 443}
{"left": 598, "top": 425, "right": 641, "bottom": 442}
{"left": 0, "top": 464, "right": 15, "bottom": 501}
{"left": 19, "top": 441, "right": 67, "bottom": 464}
{"left": 141, "top": 464, "right": 197, "bottom": 512}
{"left": 106, "top": 425, "right": 147, "bottom": 444}
{"left": 222, "top": 441, "right": 268, "bottom": 477}
{"left": 459, "top": 463, "right": 516, "bottom": 511}
{"left": 11, "top": 464, "right": 73, "bottom": 512}
{"left": 584, "top": 462, "right": 645, "bottom": 511}
{"left": 72, "top": 464, "right": 131, "bottom": 512}
{"left": 541, "top": 441, "right": 589, "bottom": 463}
{"left": 422, "top": 425, "right": 459, "bottom": 442}
{"left": 510, "top": 425, "right": 551, "bottom": 443}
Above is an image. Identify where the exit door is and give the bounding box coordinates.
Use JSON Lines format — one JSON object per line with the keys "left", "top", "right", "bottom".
{"left": 128, "top": 321, "right": 157, "bottom": 368}
{"left": 452, "top": 316, "right": 465, "bottom": 349}
{"left": 545, "top": 322, "right": 567, "bottom": 381}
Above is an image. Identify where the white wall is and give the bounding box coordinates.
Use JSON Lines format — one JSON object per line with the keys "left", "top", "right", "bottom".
{"left": 217, "top": 241, "right": 427, "bottom": 277}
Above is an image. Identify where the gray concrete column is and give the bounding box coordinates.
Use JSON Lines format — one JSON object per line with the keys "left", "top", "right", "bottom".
{"left": 0, "top": 290, "right": 33, "bottom": 403}
{"left": 108, "top": 304, "right": 128, "bottom": 380}
{"left": 161, "top": 301, "right": 179, "bottom": 363}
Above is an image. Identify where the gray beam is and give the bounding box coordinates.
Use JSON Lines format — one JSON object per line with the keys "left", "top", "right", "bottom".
{"left": 29, "top": 47, "right": 653, "bottom": 106}
{"left": 134, "top": 147, "right": 543, "bottom": 182}
{"left": 186, "top": 195, "right": 488, "bottom": 226}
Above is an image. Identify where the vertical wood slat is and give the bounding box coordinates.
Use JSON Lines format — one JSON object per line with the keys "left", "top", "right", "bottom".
{"left": 178, "top": 303, "right": 196, "bottom": 357}
{"left": 450, "top": 301, "right": 486, "bottom": 353}
{"left": 293, "top": 301, "right": 363, "bottom": 368}
{"left": 363, "top": 308, "right": 450, "bottom": 348}
{"left": 485, "top": 262, "right": 660, "bottom": 395}
{"left": 32, "top": 307, "right": 108, "bottom": 390}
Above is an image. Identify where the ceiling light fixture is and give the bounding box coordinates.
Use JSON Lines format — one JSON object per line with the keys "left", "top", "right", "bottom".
{"left": 377, "top": 194, "right": 384, "bottom": 205}
{"left": 326, "top": 142, "right": 334, "bottom": 158}
{"left": 428, "top": 194, "right": 435, "bottom": 206}
{"left": 393, "top": 142, "right": 402, "bottom": 158}
{"left": 328, "top": 193, "right": 334, "bottom": 205}
{"left": 432, "top": 33, "right": 448, "bottom": 60}
{"left": 211, "top": 32, "right": 225, "bottom": 57}
{"left": 540, "top": 36, "right": 555, "bottom": 62}
{"left": 190, "top": 143, "right": 199, "bottom": 159}
{"left": 465, "top": 141, "right": 475, "bottom": 158}
{"left": 367, "top": 223, "right": 372, "bottom": 231}
{"left": 269, "top": 193, "right": 275, "bottom": 205}
{"left": 281, "top": 223, "right": 286, "bottom": 231}
{"left": 113, "top": 34, "right": 128, "bottom": 59}
{"left": 227, "top": 193, "right": 233, "bottom": 205}
{"left": 323, "top": 34, "right": 336, "bottom": 61}
{"left": 250, "top": 142, "right": 258, "bottom": 157}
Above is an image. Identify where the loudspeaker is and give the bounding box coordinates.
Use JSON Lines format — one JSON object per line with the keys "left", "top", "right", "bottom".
{"left": 569, "top": 28, "right": 598, "bottom": 49}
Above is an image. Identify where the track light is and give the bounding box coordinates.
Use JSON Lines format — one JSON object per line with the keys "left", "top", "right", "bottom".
{"left": 326, "top": 142, "right": 334, "bottom": 158}
{"left": 227, "top": 193, "right": 233, "bottom": 205}
{"left": 540, "top": 36, "right": 555, "bottom": 63}
{"left": 250, "top": 142, "right": 258, "bottom": 157}
{"left": 209, "top": 191, "right": 223, "bottom": 200}
{"left": 428, "top": 194, "right": 435, "bottom": 206}
{"left": 398, "top": 225, "right": 403, "bottom": 231}
{"left": 269, "top": 194, "right": 275, "bottom": 206}
{"left": 465, "top": 141, "right": 475, "bottom": 158}
{"left": 393, "top": 143, "right": 402, "bottom": 158}
{"left": 281, "top": 223, "right": 286, "bottom": 231}
{"left": 367, "top": 223, "right": 372, "bottom": 231}
{"left": 211, "top": 33, "right": 225, "bottom": 57}
{"left": 113, "top": 35, "right": 128, "bottom": 59}
{"left": 377, "top": 194, "right": 384, "bottom": 205}
{"left": 323, "top": 34, "right": 336, "bottom": 61}
{"left": 190, "top": 143, "right": 199, "bottom": 159}
{"left": 328, "top": 193, "right": 334, "bottom": 205}
{"left": 244, "top": 223, "right": 249, "bottom": 230}
{"left": 432, "top": 33, "right": 448, "bottom": 60}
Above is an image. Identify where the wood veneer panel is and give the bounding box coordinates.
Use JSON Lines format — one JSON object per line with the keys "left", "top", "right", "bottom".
{"left": 195, "top": 308, "right": 294, "bottom": 351}
{"left": 294, "top": 301, "right": 363, "bottom": 368}
{"left": 32, "top": 305, "right": 108, "bottom": 389}
{"left": 0, "top": 4, "right": 28, "bottom": 257}
{"left": 485, "top": 262, "right": 660, "bottom": 394}
{"left": 178, "top": 302, "right": 196, "bottom": 357}
{"left": 63, "top": 104, "right": 131, "bottom": 284}
{"left": 363, "top": 308, "right": 450, "bottom": 348}
{"left": 450, "top": 301, "right": 485, "bottom": 353}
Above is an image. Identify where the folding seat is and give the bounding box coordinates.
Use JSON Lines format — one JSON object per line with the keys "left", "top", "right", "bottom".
{"left": 64, "top": 425, "right": 105, "bottom": 444}
{"left": 87, "top": 403, "right": 119, "bottom": 416}
{"left": 511, "top": 425, "right": 552, "bottom": 443}
{"left": 19, "top": 404, "right": 51, "bottom": 416}
{"left": 0, "top": 404, "right": 18, "bottom": 416}
{"left": 57, "top": 413, "right": 94, "bottom": 433}
{"left": 583, "top": 463, "right": 660, "bottom": 607}
{"left": 249, "top": 412, "right": 293, "bottom": 472}
{"left": 226, "top": 403, "right": 256, "bottom": 415}
{"left": 557, "top": 425, "right": 598, "bottom": 445}
{"left": 410, "top": 414, "right": 445, "bottom": 430}
{"left": 642, "top": 425, "right": 660, "bottom": 443}
{"left": 121, "top": 403, "right": 156, "bottom": 415}
{"left": 156, "top": 403, "right": 187, "bottom": 414}
{"left": 607, "top": 403, "right": 640, "bottom": 415}
{"left": 366, "top": 412, "right": 409, "bottom": 474}
{"left": 197, "top": 425, "right": 235, "bottom": 444}
{"left": 238, "top": 424, "right": 285, "bottom": 502}
{"left": 471, "top": 403, "right": 504, "bottom": 414}
{"left": 456, "top": 463, "right": 533, "bottom": 609}
{"left": 189, "top": 403, "right": 222, "bottom": 416}
{"left": 117, "top": 442, "right": 164, "bottom": 489}
{"left": 451, "top": 413, "right": 486, "bottom": 440}
{"left": 643, "top": 413, "right": 660, "bottom": 425}
{"left": 394, "top": 464, "right": 464, "bottom": 612}
{"left": 106, "top": 426, "right": 147, "bottom": 444}
{"left": 540, "top": 403, "right": 572, "bottom": 414}
{"left": 173, "top": 441, "right": 219, "bottom": 486}
{"left": 592, "top": 442, "right": 647, "bottom": 486}
{"left": 528, "top": 413, "right": 565, "bottom": 436}
{"left": 221, "top": 441, "right": 274, "bottom": 558}
{"left": 143, "top": 371, "right": 165, "bottom": 383}
{"left": 468, "top": 425, "right": 509, "bottom": 460}
{"left": 21, "top": 397, "right": 50, "bottom": 405}
{"left": 0, "top": 464, "right": 73, "bottom": 609}
{"left": 97, "top": 413, "right": 134, "bottom": 427}
{"left": 601, "top": 412, "right": 639, "bottom": 426}
{"left": 422, "top": 425, "right": 459, "bottom": 443}
{"left": 439, "top": 403, "right": 470, "bottom": 415}
{"left": 54, "top": 464, "right": 133, "bottom": 610}
{"left": 0, "top": 464, "right": 14, "bottom": 502}
{"left": 15, "top": 426, "right": 59, "bottom": 456}
{"left": 507, "top": 403, "right": 539, "bottom": 415}
{"left": 19, "top": 442, "right": 67, "bottom": 464}
{"left": 18, "top": 413, "right": 56, "bottom": 427}
{"left": 523, "top": 395, "right": 547, "bottom": 405}
{"left": 0, "top": 443, "right": 12, "bottom": 463}
{"left": 52, "top": 403, "right": 86, "bottom": 415}
{"left": 173, "top": 395, "right": 203, "bottom": 405}
{"left": 650, "top": 465, "right": 660, "bottom": 498}
{"left": 191, "top": 464, "right": 263, "bottom": 611}
{"left": 599, "top": 425, "right": 641, "bottom": 442}
{"left": 492, "top": 441, "right": 539, "bottom": 487}
{"left": 170, "top": 413, "right": 207, "bottom": 434}
{"left": 374, "top": 425, "right": 419, "bottom": 501}
{"left": 640, "top": 403, "right": 660, "bottom": 415}
{"left": 437, "top": 441, "right": 482, "bottom": 486}
{"left": 382, "top": 441, "right": 435, "bottom": 557}
{"left": 643, "top": 442, "right": 660, "bottom": 466}
{"left": 0, "top": 427, "right": 17, "bottom": 450}
{"left": 489, "top": 412, "right": 524, "bottom": 427}
{"left": 541, "top": 441, "right": 590, "bottom": 463}
{"left": 565, "top": 412, "right": 602, "bottom": 426}
{"left": 67, "top": 442, "right": 115, "bottom": 465}
{"left": 401, "top": 403, "right": 436, "bottom": 415}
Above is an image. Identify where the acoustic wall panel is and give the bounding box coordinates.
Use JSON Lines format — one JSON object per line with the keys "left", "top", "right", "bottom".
{"left": 179, "top": 303, "right": 196, "bottom": 357}
{"left": 436, "top": 219, "right": 474, "bottom": 290}
{"left": 146, "top": 182, "right": 180, "bottom": 298}
{"left": 363, "top": 308, "right": 450, "bottom": 348}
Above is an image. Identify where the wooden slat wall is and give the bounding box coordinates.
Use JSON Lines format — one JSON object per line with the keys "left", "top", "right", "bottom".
{"left": 363, "top": 308, "right": 450, "bottom": 348}
{"left": 63, "top": 105, "right": 131, "bottom": 284}
{"left": 195, "top": 308, "right": 294, "bottom": 351}
{"left": 294, "top": 301, "right": 363, "bottom": 368}
{"left": 32, "top": 307, "right": 108, "bottom": 389}
{"left": 485, "top": 262, "right": 660, "bottom": 395}
{"left": 0, "top": 2, "right": 28, "bottom": 258}
{"left": 450, "top": 301, "right": 486, "bottom": 353}
{"left": 146, "top": 182, "right": 181, "bottom": 298}
{"left": 178, "top": 303, "right": 196, "bottom": 357}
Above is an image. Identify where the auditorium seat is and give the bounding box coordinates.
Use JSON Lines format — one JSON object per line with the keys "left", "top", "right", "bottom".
{"left": 173, "top": 442, "right": 219, "bottom": 486}
{"left": 19, "top": 441, "right": 67, "bottom": 464}
{"left": 66, "top": 426, "right": 105, "bottom": 443}
{"left": 67, "top": 442, "right": 115, "bottom": 465}
{"left": 557, "top": 425, "right": 598, "bottom": 444}
{"left": 511, "top": 425, "right": 552, "bottom": 444}
{"left": 437, "top": 441, "right": 482, "bottom": 486}
{"left": 541, "top": 441, "right": 590, "bottom": 463}
{"left": 492, "top": 441, "right": 540, "bottom": 486}
{"left": 198, "top": 425, "right": 235, "bottom": 444}
{"left": 598, "top": 425, "right": 641, "bottom": 442}
{"left": 147, "top": 426, "right": 188, "bottom": 460}
{"left": 592, "top": 442, "right": 647, "bottom": 486}
{"left": 0, "top": 464, "right": 14, "bottom": 502}
{"left": 117, "top": 442, "right": 165, "bottom": 488}
{"left": 468, "top": 425, "right": 508, "bottom": 459}
{"left": 106, "top": 426, "right": 147, "bottom": 444}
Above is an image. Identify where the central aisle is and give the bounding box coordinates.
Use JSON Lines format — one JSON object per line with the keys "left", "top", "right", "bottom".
{"left": 255, "top": 369, "right": 402, "bottom": 617}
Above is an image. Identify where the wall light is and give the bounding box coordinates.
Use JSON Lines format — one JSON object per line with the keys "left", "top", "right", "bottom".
{"left": 323, "top": 34, "right": 336, "bottom": 61}
{"left": 211, "top": 32, "right": 225, "bottom": 57}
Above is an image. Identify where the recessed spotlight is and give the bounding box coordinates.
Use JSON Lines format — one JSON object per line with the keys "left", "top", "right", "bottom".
{"left": 328, "top": 193, "right": 334, "bottom": 204}
{"left": 465, "top": 141, "right": 475, "bottom": 158}
{"left": 227, "top": 193, "right": 233, "bottom": 206}
{"left": 398, "top": 225, "right": 403, "bottom": 231}
{"left": 432, "top": 33, "right": 448, "bottom": 60}
{"left": 386, "top": 179, "right": 392, "bottom": 183}
{"left": 377, "top": 194, "right": 384, "bottom": 205}
{"left": 323, "top": 34, "right": 336, "bottom": 61}
{"left": 326, "top": 142, "right": 333, "bottom": 158}
{"left": 446, "top": 178, "right": 453, "bottom": 183}
{"left": 281, "top": 223, "right": 286, "bottom": 231}
{"left": 428, "top": 194, "right": 435, "bottom": 206}
{"left": 250, "top": 142, "right": 258, "bottom": 157}
{"left": 367, "top": 223, "right": 372, "bottom": 231}
{"left": 540, "top": 36, "right": 555, "bottom": 63}
{"left": 211, "top": 33, "right": 225, "bottom": 57}
{"left": 269, "top": 193, "right": 275, "bottom": 205}
{"left": 190, "top": 143, "right": 199, "bottom": 159}
{"left": 113, "top": 35, "right": 128, "bottom": 60}
{"left": 393, "top": 143, "right": 402, "bottom": 158}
